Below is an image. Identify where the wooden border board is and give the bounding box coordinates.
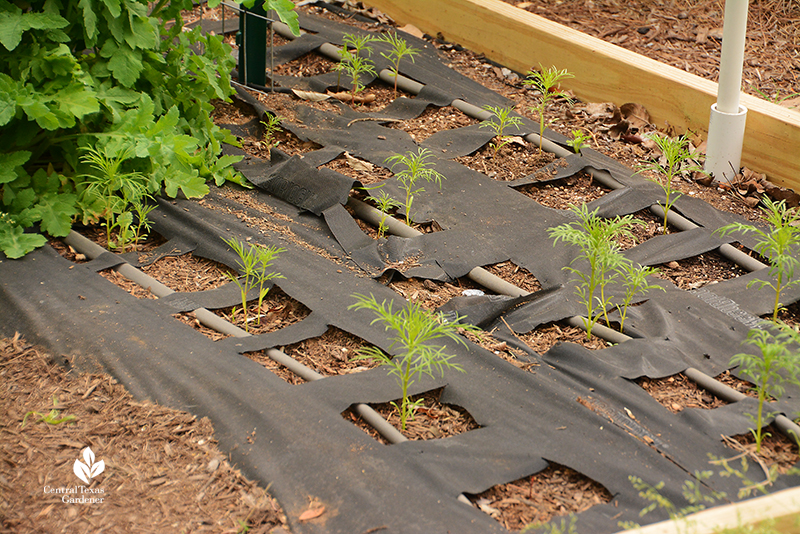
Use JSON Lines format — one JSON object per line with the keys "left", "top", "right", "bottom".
{"left": 365, "top": 0, "right": 800, "bottom": 191}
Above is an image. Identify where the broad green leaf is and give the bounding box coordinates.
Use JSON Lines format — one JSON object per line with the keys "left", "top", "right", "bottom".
{"left": 0, "top": 151, "right": 32, "bottom": 184}
{"left": 0, "top": 8, "right": 69, "bottom": 51}
{"left": 0, "top": 224, "right": 47, "bottom": 259}
{"left": 164, "top": 170, "right": 208, "bottom": 199}
{"left": 101, "top": 0, "right": 122, "bottom": 20}
{"left": 34, "top": 192, "right": 77, "bottom": 236}
{"left": 56, "top": 83, "right": 100, "bottom": 120}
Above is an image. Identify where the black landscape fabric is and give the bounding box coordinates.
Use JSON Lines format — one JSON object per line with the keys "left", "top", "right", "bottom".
{"left": 2, "top": 6, "right": 800, "bottom": 534}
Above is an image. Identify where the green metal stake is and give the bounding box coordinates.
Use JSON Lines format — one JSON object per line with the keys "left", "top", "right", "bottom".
{"left": 237, "top": 2, "right": 267, "bottom": 86}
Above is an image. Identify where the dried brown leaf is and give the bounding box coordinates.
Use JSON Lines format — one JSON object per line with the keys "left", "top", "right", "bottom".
{"left": 299, "top": 506, "right": 325, "bottom": 522}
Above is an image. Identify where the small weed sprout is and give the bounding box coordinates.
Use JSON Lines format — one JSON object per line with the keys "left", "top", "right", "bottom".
{"left": 524, "top": 64, "right": 574, "bottom": 151}
{"left": 80, "top": 146, "right": 152, "bottom": 252}
{"left": 566, "top": 128, "right": 591, "bottom": 154}
{"left": 715, "top": 197, "right": 800, "bottom": 321}
{"left": 348, "top": 293, "right": 481, "bottom": 431}
{"left": 616, "top": 262, "right": 665, "bottom": 333}
{"left": 260, "top": 113, "right": 283, "bottom": 150}
{"left": 479, "top": 105, "right": 524, "bottom": 154}
{"left": 365, "top": 189, "right": 402, "bottom": 238}
{"left": 385, "top": 148, "right": 445, "bottom": 224}
{"left": 222, "top": 237, "right": 285, "bottom": 332}
{"left": 548, "top": 204, "right": 643, "bottom": 338}
{"left": 730, "top": 322, "right": 800, "bottom": 453}
{"left": 379, "top": 32, "right": 420, "bottom": 96}
{"left": 21, "top": 396, "right": 77, "bottom": 428}
{"left": 638, "top": 134, "right": 703, "bottom": 234}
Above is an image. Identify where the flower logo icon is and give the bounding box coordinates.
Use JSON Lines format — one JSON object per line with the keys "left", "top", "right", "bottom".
{"left": 73, "top": 447, "right": 105, "bottom": 484}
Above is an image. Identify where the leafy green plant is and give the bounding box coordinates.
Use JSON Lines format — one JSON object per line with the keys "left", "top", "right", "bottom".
{"left": 715, "top": 197, "right": 800, "bottom": 321}
{"left": 566, "top": 129, "right": 591, "bottom": 154}
{"left": 348, "top": 293, "right": 481, "bottom": 431}
{"left": 222, "top": 237, "right": 285, "bottom": 332}
{"left": 365, "top": 189, "right": 402, "bottom": 239}
{"left": 549, "top": 204, "right": 643, "bottom": 338}
{"left": 618, "top": 472, "right": 725, "bottom": 533}
{"left": 638, "top": 134, "right": 703, "bottom": 234}
{"left": 523, "top": 65, "right": 574, "bottom": 151}
{"left": 616, "top": 262, "right": 664, "bottom": 333}
{"left": 260, "top": 113, "right": 283, "bottom": 150}
{"left": 379, "top": 32, "right": 420, "bottom": 96}
{"left": 479, "top": 105, "right": 524, "bottom": 154}
{"left": 21, "top": 396, "right": 76, "bottom": 428}
{"left": 730, "top": 322, "right": 800, "bottom": 453}
{"left": 0, "top": 0, "right": 245, "bottom": 259}
{"left": 385, "top": 148, "right": 445, "bottom": 224}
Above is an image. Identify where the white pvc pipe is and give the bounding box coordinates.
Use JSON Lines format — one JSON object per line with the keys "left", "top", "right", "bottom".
{"left": 716, "top": 0, "right": 749, "bottom": 114}
{"left": 705, "top": 0, "right": 750, "bottom": 183}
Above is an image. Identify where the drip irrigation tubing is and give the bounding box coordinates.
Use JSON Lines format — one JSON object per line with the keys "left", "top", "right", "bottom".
{"left": 61, "top": 231, "right": 408, "bottom": 445}
{"left": 346, "top": 197, "right": 800, "bottom": 443}
{"left": 268, "top": 19, "right": 769, "bottom": 277}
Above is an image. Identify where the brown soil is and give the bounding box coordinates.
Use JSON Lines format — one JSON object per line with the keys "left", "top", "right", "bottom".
{"left": 6, "top": 2, "right": 799, "bottom": 533}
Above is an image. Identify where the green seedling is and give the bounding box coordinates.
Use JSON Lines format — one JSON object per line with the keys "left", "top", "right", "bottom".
{"left": 730, "top": 322, "right": 800, "bottom": 454}
{"left": 365, "top": 189, "right": 402, "bottom": 238}
{"left": 384, "top": 148, "right": 445, "bottom": 224}
{"left": 21, "top": 396, "right": 77, "bottom": 428}
{"left": 616, "top": 262, "right": 665, "bottom": 333}
{"left": 379, "top": 32, "right": 420, "bottom": 96}
{"left": 715, "top": 196, "right": 800, "bottom": 321}
{"left": 524, "top": 64, "right": 575, "bottom": 151}
{"left": 337, "top": 33, "right": 377, "bottom": 103}
{"left": 349, "top": 293, "right": 481, "bottom": 431}
{"left": 222, "top": 237, "right": 285, "bottom": 332}
{"left": 260, "top": 113, "right": 283, "bottom": 150}
{"left": 549, "top": 204, "right": 643, "bottom": 338}
{"left": 566, "top": 128, "right": 592, "bottom": 154}
{"left": 619, "top": 472, "right": 725, "bottom": 533}
{"left": 80, "top": 146, "right": 150, "bottom": 252}
{"left": 638, "top": 134, "right": 703, "bottom": 234}
{"left": 522, "top": 514, "right": 577, "bottom": 534}
{"left": 479, "top": 105, "right": 524, "bottom": 154}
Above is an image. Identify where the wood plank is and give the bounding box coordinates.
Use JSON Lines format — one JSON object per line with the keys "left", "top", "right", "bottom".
{"left": 366, "top": 0, "right": 800, "bottom": 191}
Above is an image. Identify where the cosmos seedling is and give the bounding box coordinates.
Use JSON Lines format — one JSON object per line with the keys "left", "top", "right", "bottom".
{"left": 479, "top": 105, "right": 524, "bottom": 154}
{"left": 638, "top": 134, "right": 703, "bottom": 234}
{"left": 349, "top": 293, "right": 481, "bottom": 431}
{"left": 524, "top": 64, "right": 574, "bottom": 151}
{"left": 222, "top": 237, "right": 285, "bottom": 332}
{"left": 616, "top": 262, "right": 664, "bottom": 333}
{"left": 365, "top": 189, "right": 402, "bottom": 238}
{"left": 80, "top": 146, "right": 151, "bottom": 252}
{"left": 385, "top": 148, "right": 445, "bottom": 224}
{"left": 260, "top": 113, "right": 283, "bottom": 150}
{"left": 731, "top": 322, "right": 800, "bottom": 454}
{"left": 715, "top": 196, "right": 800, "bottom": 321}
{"left": 379, "top": 32, "right": 420, "bottom": 96}
{"left": 549, "top": 204, "right": 643, "bottom": 338}
{"left": 337, "top": 33, "right": 377, "bottom": 103}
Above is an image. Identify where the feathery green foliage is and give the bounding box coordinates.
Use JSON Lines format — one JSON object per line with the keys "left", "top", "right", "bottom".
{"left": 479, "top": 105, "right": 524, "bottom": 154}
{"left": 524, "top": 64, "right": 574, "bottom": 151}
{"left": 385, "top": 148, "right": 444, "bottom": 224}
{"left": 349, "top": 293, "right": 480, "bottom": 431}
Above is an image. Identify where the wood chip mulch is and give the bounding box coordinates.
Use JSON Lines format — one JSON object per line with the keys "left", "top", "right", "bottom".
{"left": 0, "top": 334, "right": 288, "bottom": 534}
